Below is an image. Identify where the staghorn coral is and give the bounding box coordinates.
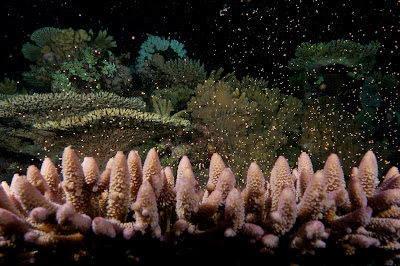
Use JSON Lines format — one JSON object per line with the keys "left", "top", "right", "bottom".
{"left": 152, "top": 85, "right": 196, "bottom": 112}
{"left": 151, "top": 95, "right": 174, "bottom": 117}
{"left": 1, "top": 145, "right": 400, "bottom": 264}
{"left": 0, "top": 92, "right": 190, "bottom": 166}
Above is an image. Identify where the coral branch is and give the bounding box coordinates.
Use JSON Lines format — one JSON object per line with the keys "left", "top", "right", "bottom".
{"left": 106, "top": 151, "right": 131, "bottom": 221}
{"left": 61, "top": 146, "right": 91, "bottom": 214}
{"left": 356, "top": 150, "right": 379, "bottom": 198}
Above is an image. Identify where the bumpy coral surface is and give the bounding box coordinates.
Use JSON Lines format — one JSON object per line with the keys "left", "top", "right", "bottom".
{"left": 0, "top": 146, "right": 400, "bottom": 265}
{"left": 0, "top": 92, "right": 190, "bottom": 167}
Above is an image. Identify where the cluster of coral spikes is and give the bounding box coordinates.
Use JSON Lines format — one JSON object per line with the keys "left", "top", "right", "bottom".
{"left": 1, "top": 146, "right": 400, "bottom": 263}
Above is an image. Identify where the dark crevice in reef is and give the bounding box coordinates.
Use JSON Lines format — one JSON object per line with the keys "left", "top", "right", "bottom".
{"left": 0, "top": 232, "right": 397, "bottom": 266}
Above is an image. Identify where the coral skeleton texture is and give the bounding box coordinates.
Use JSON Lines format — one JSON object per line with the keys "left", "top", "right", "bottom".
{"left": 1, "top": 146, "right": 400, "bottom": 265}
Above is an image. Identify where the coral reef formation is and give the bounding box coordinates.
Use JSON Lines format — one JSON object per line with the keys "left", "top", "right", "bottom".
{"left": 289, "top": 39, "right": 380, "bottom": 71}
{"left": 288, "top": 39, "right": 398, "bottom": 172}
{"left": 135, "top": 35, "right": 188, "bottom": 73}
{"left": 135, "top": 35, "right": 206, "bottom": 97}
{"left": 187, "top": 72, "right": 304, "bottom": 178}
{"left": 288, "top": 39, "right": 384, "bottom": 103}
{"left": 188, "top": 77, "right": 256, "bottom": 174}
{"left": 0, "top": 145, "right": 400, "bottom": 265}
{"left": 0, "top": 92, "right": 190, "bottom": 166}
{"left": 2, "top": 31, "right": 400, "bottom": 264}
{"left": 22, "top": 27, "right": 132, "bottom": 95}
{"left": 299, "top": 96, "right": 386, "bottom": 173}
{"left": 140, "top": 58, "right": 207, "bottom": 92}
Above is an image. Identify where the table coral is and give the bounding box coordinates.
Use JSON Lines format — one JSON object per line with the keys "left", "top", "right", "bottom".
{"left": 1, "top": 146, "right": 400, "bottom": 265}
{"left": 288, "top": 39, "right": 381, "bottom": 71}
{"left": 0, "top": 92, "right": 190, "bottom": 167}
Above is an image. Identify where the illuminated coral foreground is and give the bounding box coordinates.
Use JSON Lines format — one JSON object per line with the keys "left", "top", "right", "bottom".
{"left": 1, "top": 146, "right": 400, "bottom": 265}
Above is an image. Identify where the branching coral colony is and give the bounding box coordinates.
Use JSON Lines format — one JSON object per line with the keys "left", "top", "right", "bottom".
{"left": 1, "top": 146, "right": 400, "bottom": 265}
{"left": 2, "top": 30, "right": 400, "bottom": 265}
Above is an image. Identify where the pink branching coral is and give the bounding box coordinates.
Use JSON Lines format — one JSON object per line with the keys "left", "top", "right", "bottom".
{"left": 0, "top": 147, "right": 400, "bottom": 265}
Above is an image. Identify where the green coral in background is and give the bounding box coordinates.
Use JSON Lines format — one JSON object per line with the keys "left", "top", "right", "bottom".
{"left": 289, "top": 39, "right": 380, "bottom": 71}
{"left": 288, "top": 39, "right": 381, "bottom": 98}
{"left": 288, "top": 39, "right": 399, "bottom": 171}
{"left": 135, "top": 35, "right": 206, "bottom": 98}
{"left": 187, "top": 77, "right": 256, "bottom": 179}
{"left": 89, "top": 29, "right": 117, "bottom": 49}
{"left": 50, "top": 48, "right": 117, "bottom": 93}
{"left": 231, "top": 77, "right": 304, "bottom": 176}
{"left": 299, "top": 96, "right": 385, "bottom": 173}
{"left": 21, "top": 27, "right": 132, "bottom": 95}
{"left": 148, "top": 59, "right": 207, "bottom": 112}
{"left": 50, "top": 71, "right": 71, "bottom": 91}
{"left": 0, "top": 78, "right": 28, "bottom": 99}
{"left": 159, "top": 58, "right": 207, "bottom": 88}
{"left": 0, "top": 78, "right": 18, "bottom": 95}
{"left": 132, "top": 35, "right": 210, "bottom": 123}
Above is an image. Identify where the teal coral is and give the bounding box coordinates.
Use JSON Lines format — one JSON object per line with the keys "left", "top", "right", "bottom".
{"left": 30, "top": 27, "right": 62, "bottom": 48}
{"left": 135, "top": 35, "right": 188, "bottom": 72}
{"left": 22, "top": 27, "right": 62, "bottom": 62}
